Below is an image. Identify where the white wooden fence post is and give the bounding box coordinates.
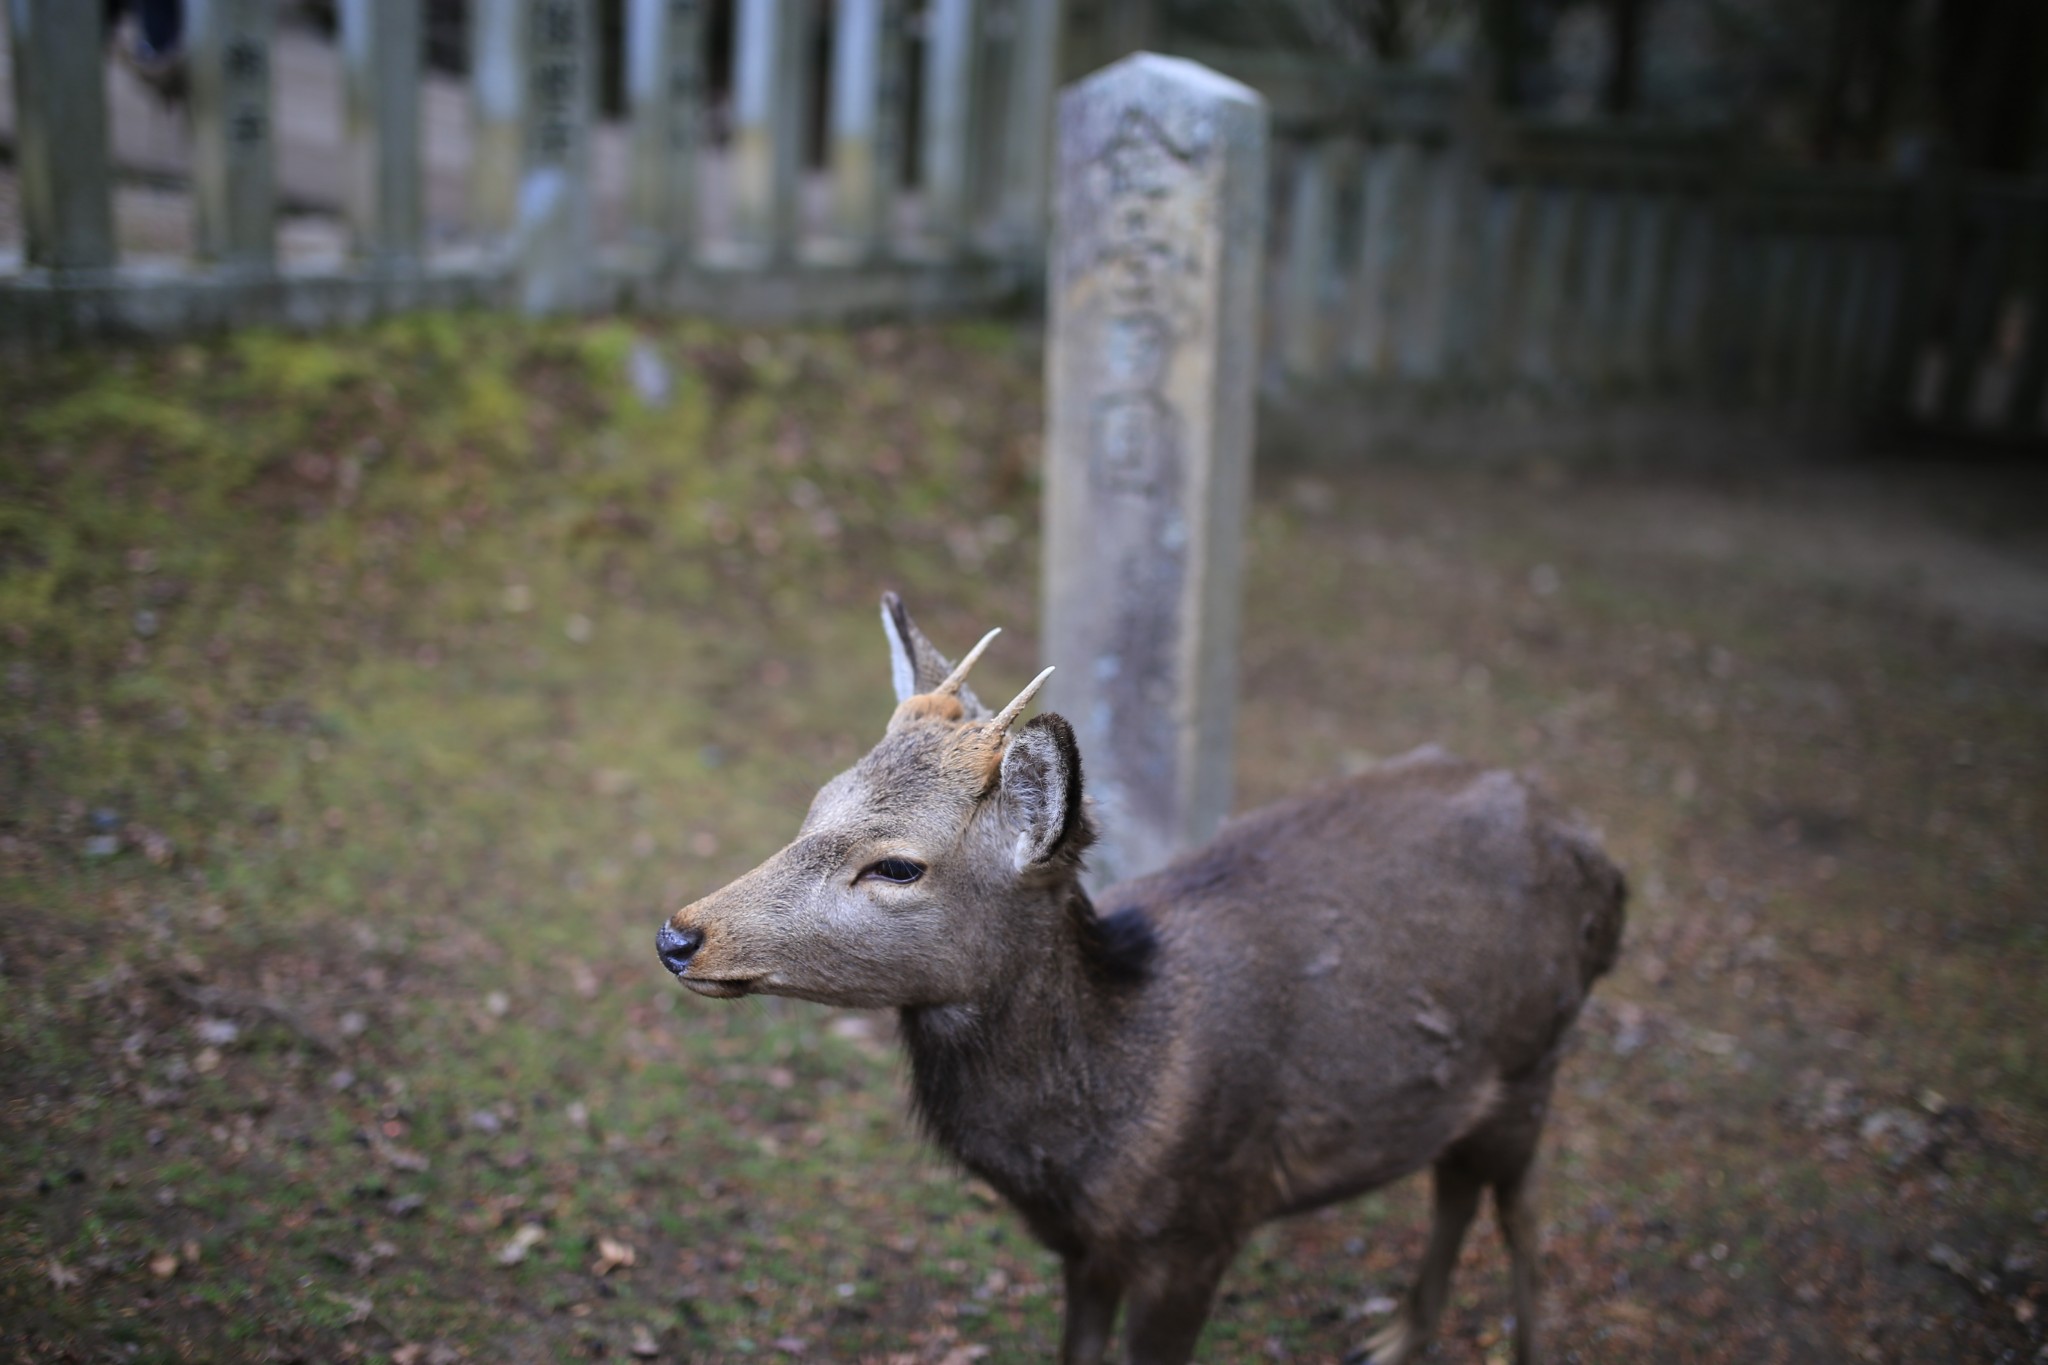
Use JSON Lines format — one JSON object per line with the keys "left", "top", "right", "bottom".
{"left": 1041, "top": 54, "right": 1268, "bottom": 888}
{"left": 731, "top": 0, "right": 809, "bottom": 263}
{"left": 628, "top": 0, "right": 704, "bottom": 270}
{"left": 1280, "top": 139, "right": 1335, "bottom": 380}
{"left": 997, "top": 0, "right": 1062, "bottom": 254}
{"left": 189, "top": 0, "right": 276, "bottom": 271}
{"left": 470, "top": 0, "right": 524, "bottom": 241}
{"left": 342, "top": 0, "right": 423, "bottom": 270}
{"left": 919, "top": 0, "right": 979, "bottom": 252}
{"left": 8, "top": 0, "right": 115, "bottom": 273}
{"left": 828, "top": 0, "right": 901, "bottom": 258}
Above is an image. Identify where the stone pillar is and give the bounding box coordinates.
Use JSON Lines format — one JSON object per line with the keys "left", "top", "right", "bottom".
{"left": 1040, "top": 53, "right": 1267, "bottom": 889}
{"left": 515, "top": 0, "right": 595, "bottom": 312}
{"left": 627, "top": 0, "right": 704, "bottom": 269}
{"left": 341, "top": 0, "right": 423, "bottom": 269}
{"left": 189, "top": 0, "right": 276, "bottom": 270}
{"left": 9, "top": 0, "right": 115, "bottom": 273}
{"left": 731, "top": 0, "right": 809, "bottom": 262}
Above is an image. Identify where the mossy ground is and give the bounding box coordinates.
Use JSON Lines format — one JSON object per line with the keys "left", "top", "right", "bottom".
{"left": 1, "top": 316, "right": 2043, "bottom": 1363}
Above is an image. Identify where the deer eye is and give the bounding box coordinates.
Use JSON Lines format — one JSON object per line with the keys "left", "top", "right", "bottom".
{"left": 859, "top": 858, "right": 926, "bottom": 885}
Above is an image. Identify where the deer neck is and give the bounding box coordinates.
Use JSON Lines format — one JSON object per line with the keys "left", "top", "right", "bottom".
{"left": 897, "top": 882, "right": 1155, "bottom": 1242}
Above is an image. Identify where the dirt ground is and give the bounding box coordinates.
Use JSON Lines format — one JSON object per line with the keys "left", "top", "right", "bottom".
{"left": 2, "top": 317, "right": 2044, "bottom": 1363}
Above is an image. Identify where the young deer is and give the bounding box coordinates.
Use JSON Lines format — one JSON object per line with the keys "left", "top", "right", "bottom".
{"left": 656, "top": 594, "right": 1624, "bottom": 1365}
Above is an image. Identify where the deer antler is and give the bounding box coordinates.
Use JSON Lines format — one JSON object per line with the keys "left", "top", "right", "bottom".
{"left": 934, "top": 628, "right": 1001, "bottom": 699}
{"left": 992, "top": 667, "right": 1055, "bottom": 731}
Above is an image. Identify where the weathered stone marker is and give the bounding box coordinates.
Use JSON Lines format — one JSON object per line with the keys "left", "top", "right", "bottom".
{"left": 1041, "top": 54, "right": 1267, "bottom": 889}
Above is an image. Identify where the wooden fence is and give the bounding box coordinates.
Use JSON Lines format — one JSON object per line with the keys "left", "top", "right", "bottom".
{"left": 0, "top": 0, "right": 1061, "bottom": 346}
{"left": 1261, "top": 69, "right": 2048, "bottom": 442}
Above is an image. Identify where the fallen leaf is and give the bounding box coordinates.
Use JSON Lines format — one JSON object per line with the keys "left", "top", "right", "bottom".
{"left": 497, "top": 1222, "right": 546, "bottom": 1266}
{"left": 325, "top": 1291, "right": 375, "bottom": 1326}
{"left": 593, "top": 1236, "right": 637, "bottom": 1276}
{"left": 47, "top": 1259, "right": 80, "bottom": 1290}
{"left": 392, "top": 1347, "right": 425, "bottom": 1365}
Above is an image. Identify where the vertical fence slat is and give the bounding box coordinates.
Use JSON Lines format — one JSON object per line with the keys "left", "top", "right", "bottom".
{"left": 1824, "top": 239, "right": 1874, "bottom": 401}
{"left": 1748, "top": 229, "right": 1799, "bottom": 401}
{"left": 1574, "top": 189, "right": 1622, "bottom": 388}
{"left": 828, "top": 0, "right": 897, "bottom": 257}
{"left": 1792, "top": 231, "right": 1844, "bottom": 402}
{"left": 1280, "top": 140, "right": 1337, "bottom": 380}
{"left": 997, "top": 0, "right": 1062, "bottom": 252}
{"left": 190, "top": 0, "right": 276, "bottom": 270}
{"left": 1518, "top": 187, "right": 1579, "bottom": 386}
{"left": 1481, "top": 179, "right": 1538, "bottom": 385}
{"left": 628, "top": 0, "right": 704, "bottom": 269}
{"left": 920, "top": 0, "right": 981, "bottom": 251}
{"left": 1661, "top": 197, "right": 1715, "bottom": 389}
{"left": 1937, "top": 202, "right": 2011, "bottom": 429}
{"left": 9, "top": 0, "right": 115, "bottom": 272}
{"left": 1402, "top": 145, "right": 1461, "bottom": 381}
{"left": 342, "top": 0, "right": 423, "bottom": 269}
{"left": 1345, "top": 140, "right": 1404, "bottom": 377}
{"left": 1615, "top": 193, "right": 1668, "bottom": 387}
{"left": 1884, "top": 170, "right": 1957, "bottom": 423}
{"left": 514, "top": 0, "right": 595, "bottom": 310}
{"left": 470, "top": 0, "right": 523, "bottom": 241}
{"left": 2005, "top": 200, "right": 2048, "bottom": 436}
{"left": 1433, "top": 118, "right": 1489, "bottom": 382}
{"left": 732, "top": 0, "right": 809, "bottom": 261}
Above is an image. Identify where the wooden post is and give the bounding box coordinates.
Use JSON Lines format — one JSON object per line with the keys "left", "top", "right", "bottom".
{"left": 8, "top": 0, "right": 115, "bottom": 273}
{"left": 1042, "top": 54, "right": 1268, "bottom": 888}
{"left": 627, "top": 0, "right": 705, "bottom": 269}
{"left": 626, "top": 0, "right": 708, "bottom": 270}
{"left": 515, "top": 0, "right": 595, "bottom": 312}
{"left": 189, "top": 0, "right": 276, "bottom": 271}
{"left": 470, "top": 0, "right": 524, "bottom": 241}
{"left": 998, "top": 0, "right": 1063, "bottom": 253}
{"left": 920, "top": 0, "right": 980, "bottom": 252}
{"left": 828, "top": 0, "right": 901, "bottom": 257}
{"left": 731, "top": 0, "right": 809, "bottom": 261}
{"left": 341, "top": 0, "right": 424, "bottom": 269}
{"left": 1280, "top": 140, "right": 1336, "bottom": 380}
{"left": 2005, "top": 199, "right": 2048, "bottom": 436}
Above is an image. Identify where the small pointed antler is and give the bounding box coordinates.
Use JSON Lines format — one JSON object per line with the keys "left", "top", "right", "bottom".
{"left": 991, "top": 666, "right": 1055, "bottom": 731}
{"left": 934, "top": 628, "right": 1001, "bottom": 698}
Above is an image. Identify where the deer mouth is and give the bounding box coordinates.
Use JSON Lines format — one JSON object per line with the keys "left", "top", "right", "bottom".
{"left": 681, "top": 976, "right": 757, "bottom": 999}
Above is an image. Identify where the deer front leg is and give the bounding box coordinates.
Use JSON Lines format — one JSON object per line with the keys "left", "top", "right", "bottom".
{"left": 1059, "top": 1253, "right": 1123, "bottom": 1365}
{"left": 1349, "top": 1160, "right": 1484, "bottom": 1365}
{"left": 1121, "top": 1248, "right": 1230, "bottom": 1365}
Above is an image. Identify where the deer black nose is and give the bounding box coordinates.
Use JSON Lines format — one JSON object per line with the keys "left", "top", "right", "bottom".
{"left": 656, "top": 923, "right": 703, "bottom": 976}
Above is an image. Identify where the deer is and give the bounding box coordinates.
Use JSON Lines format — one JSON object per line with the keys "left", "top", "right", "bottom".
{"left": 656, "top": 593, "right": 1625, "bottom": 1365}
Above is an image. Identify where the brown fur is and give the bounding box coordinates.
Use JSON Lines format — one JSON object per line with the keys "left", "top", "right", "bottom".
{"left": 660, "top": 600, "right": 1625, "bottom": 1365}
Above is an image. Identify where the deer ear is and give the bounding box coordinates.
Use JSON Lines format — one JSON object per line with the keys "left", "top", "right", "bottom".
{"left": 881, "top": 592, "right": 924, "bottom": 702}
{"left": 879, "top": 592, "right": 989, "bottom": 715}
{"left": 998, "top": 714, "right": 1085, "bottom": 871}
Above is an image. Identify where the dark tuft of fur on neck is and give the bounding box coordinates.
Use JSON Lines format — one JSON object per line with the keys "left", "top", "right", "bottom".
{"left": 1067, "top": 885, "right": 1157, "bottom": 985}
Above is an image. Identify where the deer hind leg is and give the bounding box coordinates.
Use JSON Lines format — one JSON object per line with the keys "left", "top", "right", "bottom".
{"left": 1059, "top": 1253, "right": 1124, "bottom": 1365}
{"left": 1495, "top": 1163, "right": 1543, "bottom": 1365}
{"left": 1349, "top": 1159, "right": 1485, "bottom": 1365}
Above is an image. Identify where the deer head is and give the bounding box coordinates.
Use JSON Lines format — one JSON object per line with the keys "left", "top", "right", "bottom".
{"left": 655, "top": 594, "right": 1089, "bottom": 1008}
